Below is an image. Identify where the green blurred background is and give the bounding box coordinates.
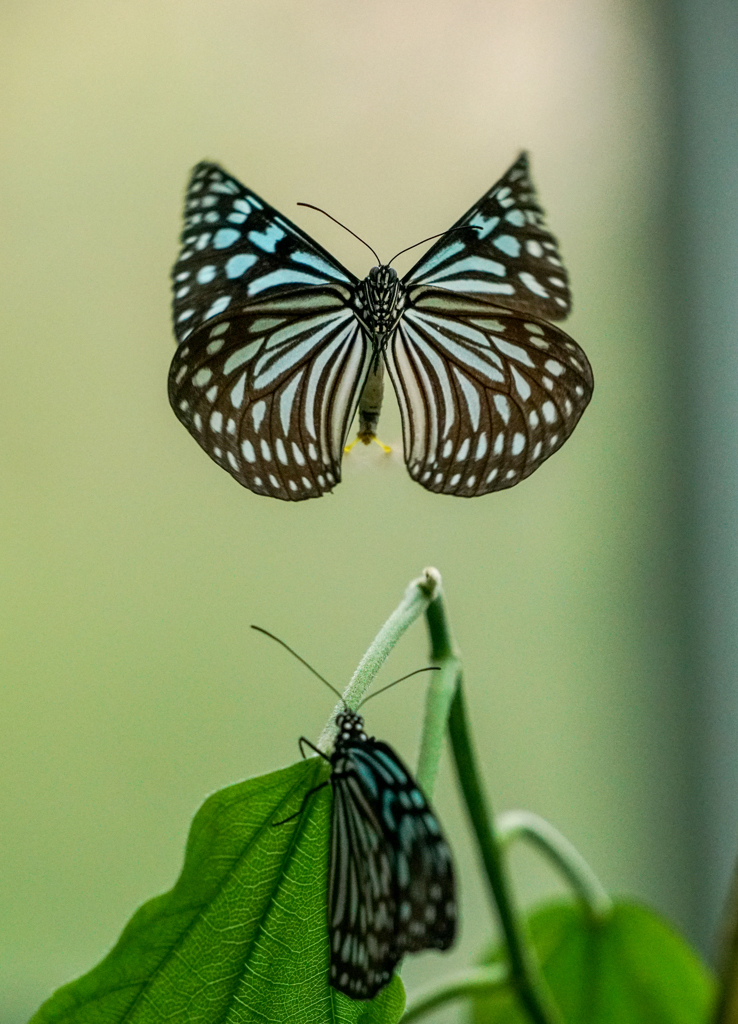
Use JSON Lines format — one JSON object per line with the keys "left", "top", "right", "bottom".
{"left": 2, "top": 2, "right": 737, "bottom": 1021}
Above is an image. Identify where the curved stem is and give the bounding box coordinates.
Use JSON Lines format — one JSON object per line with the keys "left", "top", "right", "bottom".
{"left": 496, "top": 810, "right": 612, "bottom": 924}
{"left": 317, "top": 568, "right": 441, "bottom": 752}
{"left": 419, "top": 587, "right": 562, "bottom": 1024}
{"left": 401, "top": 963, "right": 509, "bottom": 1023}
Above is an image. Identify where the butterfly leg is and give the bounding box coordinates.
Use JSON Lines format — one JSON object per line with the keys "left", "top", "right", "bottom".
{"left": 299, "top": 736, "right": 332, "bottom": 762}
{"left": 345, "top": 432, "right": 392, "bottom": 454}
{"left": 272, "top": 780, "right": 329, "bottom": 827}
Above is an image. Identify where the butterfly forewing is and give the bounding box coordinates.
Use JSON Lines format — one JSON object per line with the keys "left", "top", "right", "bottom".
{"left": 328, "top": 728, "right": 456, "bottom": 1000}
{"left": 386, "top": 292, "right": 592, "bottom": 495}
{"left": 403, "top": 152, "right": 571, "bottom": 322}
{"left": 172, "top": 162, "right": 356, "bottom": 345}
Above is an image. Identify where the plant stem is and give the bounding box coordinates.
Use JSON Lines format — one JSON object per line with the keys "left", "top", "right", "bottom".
{"left": 713, "top": 850, "right": 738, "bottom": 1023}
{"left": 317, "top": 567, "right": 441, "bottom": 752}
{"left": 420, "top": 575, "right": 563, "bottom": 1024}
{"left": 496, "top": 810, "right": 612, "bottom": 924}
{"left": 446, "top": 686, "right": 562, "bottom": 1024}
{"left": 401, "top": 964, "right": 509, "bottom": 1022}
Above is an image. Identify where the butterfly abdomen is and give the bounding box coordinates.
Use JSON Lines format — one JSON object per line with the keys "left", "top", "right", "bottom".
{"left": 356, "top": 361, "right": 385, "bottom": 443}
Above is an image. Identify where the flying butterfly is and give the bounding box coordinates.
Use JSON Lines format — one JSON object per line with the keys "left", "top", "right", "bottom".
{"left": 170, "top": 154, "right": 593, "bottom": 500}
{"left": 255, "top": 628, "right": 456, "bottom": 1000}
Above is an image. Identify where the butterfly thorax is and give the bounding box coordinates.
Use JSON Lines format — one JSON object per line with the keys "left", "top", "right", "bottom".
{"left": 353, "top": 266, "right": 406, "bottom": 347}
{"left": 332, "top": 709, "right": 370, "bottom": 762}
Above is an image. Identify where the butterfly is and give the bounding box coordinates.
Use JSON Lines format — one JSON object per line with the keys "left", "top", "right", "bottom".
{"left": 253, "top": 627, "right": 456, "bottom": 1000}
{"left": 169, "top": 153, "right": 593, "bottom": 500}
{"left": 278, "top": 707, "right": 456, "bottom": 1000}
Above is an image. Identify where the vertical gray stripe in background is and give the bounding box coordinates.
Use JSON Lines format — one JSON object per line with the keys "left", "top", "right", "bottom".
{"left": 668, "top": 0, "right": 738, "bottom": 955}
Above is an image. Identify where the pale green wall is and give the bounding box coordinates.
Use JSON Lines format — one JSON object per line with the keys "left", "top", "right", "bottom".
{"left": 0, "top": 2, "right": 686, "bottom": 1021}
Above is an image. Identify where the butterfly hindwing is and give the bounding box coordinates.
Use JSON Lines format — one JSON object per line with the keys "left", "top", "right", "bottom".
{"left": 169, "top": 296, "right": 371, "bottom": 499}
{"left": 403, "top": 152, "right": 571, "bottom": 322}
{"left": 385, "top": 292, "right": 593, "bottom": 495}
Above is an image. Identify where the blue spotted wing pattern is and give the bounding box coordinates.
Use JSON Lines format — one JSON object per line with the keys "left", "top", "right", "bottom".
{"left": 169, "top": 164, "right": 369, "bottom": 498}
{"left": 168, "top": 155, "right": 592, "bottom": 500}
{"left": 403, "top": 153, "right": 571, "bottom": 319}
{"left": 327, "top": 710, "right": 455, "bottom": 1000}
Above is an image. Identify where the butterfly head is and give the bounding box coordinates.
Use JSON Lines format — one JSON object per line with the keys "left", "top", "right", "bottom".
{"left": 335, "top": 709, "right": 369, "bottom": 745}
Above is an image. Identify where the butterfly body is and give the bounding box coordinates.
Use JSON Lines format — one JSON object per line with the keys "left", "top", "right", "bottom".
{"left": 321, "top": 708, "right": 456, "bottom": 999}
{"left": 170, "top": 155, "right": 593, "bottom": 499}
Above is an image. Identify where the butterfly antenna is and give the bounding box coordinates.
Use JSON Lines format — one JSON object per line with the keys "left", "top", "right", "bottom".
{"left": 357, "top": 667, "right": 440, "bottom": 709}
{"left": 388, "top": 225, "right": 470, "bottom": 267}
{"left": 297, "top": 203, "right": 381, "bottom": 265}
{"left": 251, "top": 625, "right": 347, "bottom": 705}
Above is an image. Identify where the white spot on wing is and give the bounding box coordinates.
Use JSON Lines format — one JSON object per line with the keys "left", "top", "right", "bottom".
{"left": 230, "top": 373, "right": 246, "bottom": 408}
{"left": 247, "top": 224, "right": 285, "bottom": 252}
{"left": 252, "top": 401, "right": 266, "bottom": 431}
{"left": 213, "top": 228, "right": 241, "bottom": 249}
{"left": 247, "top": 268, "right": 325, "bottom": 296}
{"left": 205, "top": 296, "right": 231, "bottom": 319}
{"left": 544, "top": 359, "right": 565, "bottom": 376}
{"left": 511, "top": 366, "right": 531, "bottom": 401}
{"left": 493, "top": 234, "right": 521, "bottom": 257}
{"left": 452, "top": 367, "right": 481, "bottom": 431}
{"left": 493, "top": 394, "right": 510, "bottom": 424}
{"left": 224, "top": 341, "right": 260, "bottom": 375}
{"left": 279, "top": 371, "right": 303, "bottom": 435}
{"left": 519, "top": 271, "right": 549, "bottom": 297}
{"left": 226, "top": 253, "right": 257, "bottom": 278}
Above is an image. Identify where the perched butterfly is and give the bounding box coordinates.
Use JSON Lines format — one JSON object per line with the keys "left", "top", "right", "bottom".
{"left": 170, "top": 154, "right": 593, "bottom": 501}
{"left": 280, "top": 708, "right": 456, "bottom": 1000}
{"left": 255, "top": 628, "right": 455, "bottom": 1000}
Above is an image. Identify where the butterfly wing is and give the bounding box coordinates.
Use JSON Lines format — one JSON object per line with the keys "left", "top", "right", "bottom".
{"left": 170, "top": 164, "right": 370, "bottom": 499}
{"left": 172, "top": 162, "right": 358, "bottom": 341}
{"left": 328, "top": 743, "right": 456, "bottom": 999}
{"left": 385, "top": 295, "right": 592, "bottom": 495}
{"left": 329, "top": 763, "right": 398, "bottom": 999}
{"left": 385, "top": 153, "right": 592, "bottom": 495}
{"left": 361, "top": 742, "right": 456, "bottom": 956}
{"left": 402, "top": 152, "right": 571, "bottom": 320}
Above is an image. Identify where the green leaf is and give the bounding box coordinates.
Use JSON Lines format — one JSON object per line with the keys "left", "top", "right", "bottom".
{"left": 30, "top": 759, "right": 405, "bottom": 1024}
{"left": 471, "top": 899, "right": 714, "bottom": 1024}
